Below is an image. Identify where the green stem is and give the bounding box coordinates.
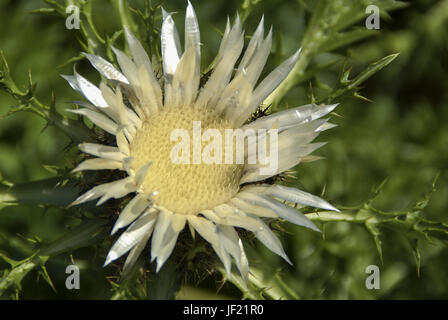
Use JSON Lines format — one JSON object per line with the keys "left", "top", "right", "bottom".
{"left": 112, "top": 0, "right": 137, "bottom": 32}
{"left": 0, "top": 255, "right": 48, "bottom": 296}
{"left": 305, "top": 210, "right": 361, "bottom": 223}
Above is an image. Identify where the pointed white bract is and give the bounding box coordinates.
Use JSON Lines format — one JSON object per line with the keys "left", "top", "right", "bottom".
{"left": 229, "top": 197, "right": 278, "bottom": 218}
{"left": 122, "top": 230, "right": 152, "bottom": 275}
{"left": 65, "top": 2, "right": 339, "bottom": 280}
{"left": 112, "top": 46, "right": 140, "bottom": 87}
{"left": 217, "top": 225, "right": 248, "bottom": 280}
{"left": 78, "top": 143, "right": 124, "bottom": 161}
{"left": 123, "top": 26, "right": 163, "bottom": 115}
{"left": 70, "top": 176, "right": 136, "bottom": 207}
{"left": 169, "top": 47, "right": 200, "bottom": 107}
{"left": 218, "top": 72, "right": 253, "bottom": 121}
{"left": 241, "top": 139, "right": 329, "bottom": 184}
{"left": 237, "top": 15, "right": 264, "bottom": 74}
{"left": 68, "top": 108, "right": 118, "bottom": 135}
{"left": 61, "top": 75, "right": 81, "bottom": 93}
{"left": 105, "top": 210, "right": 157, "bottom": 266}
{"left": 187, "top": 215, "right": 232, "bottom": 275}
{"left": 155, "top": 225, "right": 181, "bottom": 272}
{"left": 237, "top": 191, "right": 320, "bottom": 232}
{"left": 72, "top": 71, "right": 108, "bottom": 108}
{"left": 123, "top": 26, "right": 153, "bottom": 75}
{"left": 243, "top": 49, "right": 302, "bottom": 126}
{"left": 185, "top": 0, "right": 201, "bottom": 73}
{"left": 253, "top": 218, "right": 292, "bottom": 264}
{"left": 243, "top": 103, "right": 338, "bottom": 132}
{"left": 196, "top": 15, "right": 244, "bottom": 109}
{"left": 245, "top": 184, "right": 340, "bottom": 212}
{"left": 244, "top": 26, "right": 273, "bottom": 87}
{"left": 111, "top": 194, "right": 151, "bottom": 235}
{"left": 161, "top": 9, "right": 181, "bottom": 80}
{"left": 213, "top": 17, "right": 231, "bottom": 68}
{"left": 83, "top": 53, "right": 129, "bottom": 84}
{"left": 72, "top": 158, "right": 123, "bottom": 173}
{"left": 150, "top": 209, "right": 173, "bottom": 262}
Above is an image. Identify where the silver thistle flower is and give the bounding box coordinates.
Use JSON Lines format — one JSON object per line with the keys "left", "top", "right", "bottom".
{"left": 63, "top": 1, "right": 339, "bottom": 281}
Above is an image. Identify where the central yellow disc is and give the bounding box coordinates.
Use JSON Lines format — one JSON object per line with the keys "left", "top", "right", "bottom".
{"left": 130, "top": 105, "right": 245, "bottom": 215}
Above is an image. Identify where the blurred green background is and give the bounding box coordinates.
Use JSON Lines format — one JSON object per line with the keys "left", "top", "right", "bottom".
{"left": 0, "top": 0, "right": 447, "bottom": 299}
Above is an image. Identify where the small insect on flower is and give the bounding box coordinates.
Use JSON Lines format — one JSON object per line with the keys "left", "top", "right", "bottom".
{"left": 63, "top": 1, "right": 339, "bottom": 282}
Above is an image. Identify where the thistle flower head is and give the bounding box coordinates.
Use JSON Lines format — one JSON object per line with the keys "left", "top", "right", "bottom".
{"left": 64, "top": 1, "right": 339, "bottom": 280}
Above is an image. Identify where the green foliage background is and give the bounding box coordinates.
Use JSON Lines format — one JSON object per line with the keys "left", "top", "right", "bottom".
{"left": 0, "top": 0, "right": 447, "bottom": 299}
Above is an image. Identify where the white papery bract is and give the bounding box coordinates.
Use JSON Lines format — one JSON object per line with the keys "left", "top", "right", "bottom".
{"left": 65, "top": 1, "right": 339, "bottom": 280}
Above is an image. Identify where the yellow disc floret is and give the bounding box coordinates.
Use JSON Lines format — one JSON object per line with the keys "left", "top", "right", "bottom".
{"left": 130, "top": 105, "right": 244, "bottom": 215}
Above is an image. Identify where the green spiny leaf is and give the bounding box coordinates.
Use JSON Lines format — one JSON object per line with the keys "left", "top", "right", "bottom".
{"left": 365, "top": 221, "right": 384, "bottom": 264}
